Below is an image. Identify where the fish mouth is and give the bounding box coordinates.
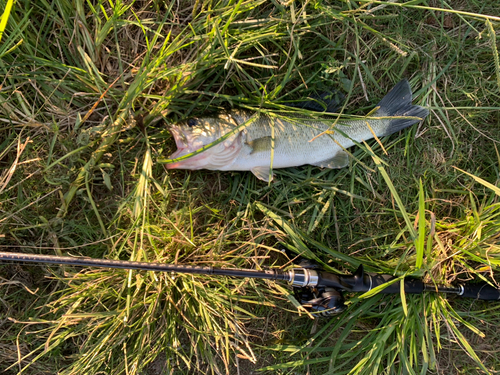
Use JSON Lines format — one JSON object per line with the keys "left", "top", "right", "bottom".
{"left": 166, "top": 152, "right": 208, "bottom": 170}
{"left": 167, "top": 126, "right": 188, "bottom": 156}
{"left": 169, "top": 126, "right": 187, "bottom": 149}
{"left": 167, "top": 147, "right": 187, "bottom": 161}
{"left": 165, "top": 161, "right": 182, "bottom": 169}
{"left": 167, "top": 125, "right": 204, "bottom": 169}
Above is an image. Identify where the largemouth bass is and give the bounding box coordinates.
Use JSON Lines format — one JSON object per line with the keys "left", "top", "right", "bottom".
{"left": 166, "top": 80, "right": 428, "bottom": 182}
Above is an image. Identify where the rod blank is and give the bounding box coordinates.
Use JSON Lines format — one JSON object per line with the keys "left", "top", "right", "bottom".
{"left": 0, "top": 251, "right": 288, "bottom": 281}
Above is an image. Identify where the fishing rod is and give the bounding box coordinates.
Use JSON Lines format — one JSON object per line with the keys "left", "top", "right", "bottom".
{"left": 1, "top": 251, "right": 499, "bottom": 316}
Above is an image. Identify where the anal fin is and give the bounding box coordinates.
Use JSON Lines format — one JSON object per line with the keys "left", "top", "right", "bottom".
{"left": 311, "top": 151, "right": 349, "bottom": 169}
{"left": 251, "top": 166, "right": 273, "bottom": 182}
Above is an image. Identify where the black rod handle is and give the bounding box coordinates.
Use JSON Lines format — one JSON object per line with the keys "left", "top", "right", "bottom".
{"left": 458, "top": 283, "right": 500, "bottom": 300}
{"left": 360, "top": 273, "right": 500, "bottom": 300}
{"left": 367, "top": 274, "right": 424, "bottom": 294}
{"left": 324, "top": 266, "right": 425, "bottom": 294}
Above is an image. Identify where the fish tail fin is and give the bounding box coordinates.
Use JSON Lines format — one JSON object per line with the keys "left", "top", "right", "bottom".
{"left": 375, "top": 80, "right": 429, "bottom": 136}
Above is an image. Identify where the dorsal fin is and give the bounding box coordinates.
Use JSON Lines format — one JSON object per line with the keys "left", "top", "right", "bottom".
{"left": 287, "top": 91, "right": 345, "bottom": 113}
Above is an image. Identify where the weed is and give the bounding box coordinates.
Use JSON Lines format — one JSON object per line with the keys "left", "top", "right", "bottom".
{"left": 1, "top": 0, "right": 500, "bottom": 374}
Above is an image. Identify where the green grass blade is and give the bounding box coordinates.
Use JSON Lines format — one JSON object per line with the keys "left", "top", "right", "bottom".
{"left": 0, "top": 0, "right": 14, "bottom": 44}
{"left": 454, "top": 167, "right": 500, "bottom": 196}
{"left": 486, "top": 19, "right": 500, "bottom": 91}
{"left": 415, "top": 178, "right": 426, "bottom": 269}
{"left": 2, "top": 1, "right": 500, "bottom": 374}
{"left": 366, "top": 143, "right": 417, "bottom": 238}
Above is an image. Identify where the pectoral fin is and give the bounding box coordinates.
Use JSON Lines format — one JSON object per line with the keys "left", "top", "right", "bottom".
{"left": 251, "top": 166, "right": 273, "bottom": 182}
{"left": 311, "top": 151, "right": 349, "bottom": 169}
{"left": 246, "top": 136, "right": 273, "bottom": 154}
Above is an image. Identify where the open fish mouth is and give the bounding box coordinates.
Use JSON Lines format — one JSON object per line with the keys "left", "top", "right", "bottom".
{"left": 166, "top": 151, "right": 210, "bottom": 170}
{"left": 167, "top": 125, "right": 210, "bottom": 169}
{"left": 166, "top": 126, "right": 188, "bottom": 168}
{"left": 166, "top": 119, "right": 245, "bottom": 171}
{"left": 169, "top": 126, "right": 187, "bottom": 150}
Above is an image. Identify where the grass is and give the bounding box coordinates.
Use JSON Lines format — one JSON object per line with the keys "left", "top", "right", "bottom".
{"left": 1, "top": 0, "right": 500, "bottom": 374}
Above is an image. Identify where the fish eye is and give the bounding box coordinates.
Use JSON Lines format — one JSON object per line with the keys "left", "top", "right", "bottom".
{"left": 187, "top": 118, "right": 197, "bottom": 127}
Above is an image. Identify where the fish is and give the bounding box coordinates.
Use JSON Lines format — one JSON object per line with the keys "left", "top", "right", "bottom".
{"left": 166, "top": 80, "right": 429, "bottom": 182}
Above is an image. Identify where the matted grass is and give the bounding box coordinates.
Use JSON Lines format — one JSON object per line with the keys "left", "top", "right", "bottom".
{"left": 1, "top": 0, "right": 500, "bottom": 374}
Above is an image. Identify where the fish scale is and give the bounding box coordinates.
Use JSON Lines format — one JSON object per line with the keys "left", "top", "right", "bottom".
{"left": 166, "top": 80, "right": 429, "bottom": 182}
{"left": 229, "top": 111, "right": 387, "bottom": 169}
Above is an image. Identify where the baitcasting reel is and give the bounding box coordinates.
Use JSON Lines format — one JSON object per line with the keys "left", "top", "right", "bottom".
{"left": 290, "top": 259, "right": 346, "bottom": 316}
{"left": 294, "top": 286, "right": 346, "bottom": 316}
{"left": 287, "top": 261, "right": 500, "bottom": 316}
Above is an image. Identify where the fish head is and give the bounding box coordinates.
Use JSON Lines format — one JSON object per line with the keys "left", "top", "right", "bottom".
{"left": 167, "top": 114, "right": 240, "bottom": 170}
